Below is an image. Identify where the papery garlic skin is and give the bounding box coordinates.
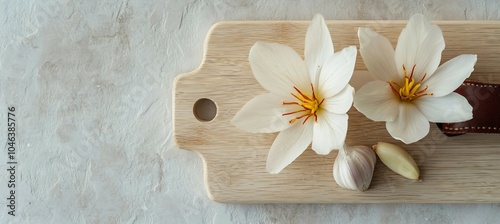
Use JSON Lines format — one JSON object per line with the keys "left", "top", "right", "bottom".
{"left": 333, "top": 145, "right": 377, "bottom": 191}
{"left": 373, "top": 142, "right": 420, "bottom": 180}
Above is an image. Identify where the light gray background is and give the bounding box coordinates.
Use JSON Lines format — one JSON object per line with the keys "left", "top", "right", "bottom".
{"left": 1, "top": 0, "right": 500, "bottom": 223}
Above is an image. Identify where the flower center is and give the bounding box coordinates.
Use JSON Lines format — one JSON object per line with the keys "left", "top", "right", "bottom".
{"left": 282, "top": 84, "right": 324, "bottom": 124}
{"left": 389, "top": 64, "right": 433, "bottom": 102}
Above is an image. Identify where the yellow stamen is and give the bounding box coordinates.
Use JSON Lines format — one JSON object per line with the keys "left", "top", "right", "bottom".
{"left": 282, "top": 84, "right": 324, "bottom": 124}
{"left": 388, "top": 64, "right": 433, "bottom": 102}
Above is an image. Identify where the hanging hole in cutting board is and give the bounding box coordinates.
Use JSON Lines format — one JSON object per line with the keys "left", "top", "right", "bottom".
{"left": 193, "top": 98, "right": 217, "bottom": 122}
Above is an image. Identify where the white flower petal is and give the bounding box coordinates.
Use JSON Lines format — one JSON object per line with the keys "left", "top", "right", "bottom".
{"left": 353, "top": 81, "right": 399, "bottom": 122}
{"left": 305, "top": 14, "right": 334, "bottom": 86}
{"left": 415, "top": 93, "right": 472, "bottom": 123}
{"left": 358, "top": 27, "right": 399, "bottom": 81}
{"left": 386, "top": 103, "right": 430, "bottom": 144}
{"left": 312, "top": 112, "right": 348, "bottom": 155}
{"left": 231, "top": 93, "right": 291, "bottom": 133}
{"left": 266, "top": 121, "right": 313, "bottom": 174}
{"left": 249, "top": 42, "right": 310, "bottom": 97}
{"left": 394, "top": 14, "right": 445, "bottom": 82}
{"left": 423, "top": 54, "right": 477, "bottom": 97}
{"left": 322, "top": 85, "right": 354, "bottom": 114}
{"left": 318, "top": 46, "right": 357, "bottom": 98}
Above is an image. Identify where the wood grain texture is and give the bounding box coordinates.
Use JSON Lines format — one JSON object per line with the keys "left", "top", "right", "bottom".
{"left": 173, "top": 20, "right": 500, "bottom": 203}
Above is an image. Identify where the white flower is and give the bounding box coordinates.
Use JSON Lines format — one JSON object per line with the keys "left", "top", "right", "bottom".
{"left": 354, "top": 14, "right": 476, "bottom": 144}
{"left": 231, "top": 14, "right": 357, "bottom": 174}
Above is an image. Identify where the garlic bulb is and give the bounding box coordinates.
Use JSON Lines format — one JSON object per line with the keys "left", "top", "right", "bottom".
{"left": 372, "top": 142, "right": 420, "bottom": 180}
{"left": 333, "top": 144, "right": 377, "bottom": 191}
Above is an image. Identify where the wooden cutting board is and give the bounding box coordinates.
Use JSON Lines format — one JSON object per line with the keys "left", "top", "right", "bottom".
{"left": 173, "top": 20, "right": 500, "bottom": 203}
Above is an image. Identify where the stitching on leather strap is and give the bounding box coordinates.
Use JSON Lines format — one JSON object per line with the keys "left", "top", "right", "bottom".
{"left": 438, "top": 80, "right": 500, "bottom": 136}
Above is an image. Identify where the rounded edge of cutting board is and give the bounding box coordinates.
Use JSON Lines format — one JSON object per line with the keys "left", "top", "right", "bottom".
{"left": 172, "top": 21, "right": 225, "bottom": 150}
{"left": 172, "top": 22, "right": 228, "bottom": 201}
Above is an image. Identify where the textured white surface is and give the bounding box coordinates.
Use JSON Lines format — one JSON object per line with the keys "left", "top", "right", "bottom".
{"left": 1, "top": 0, "right": 500, "bottom": 223}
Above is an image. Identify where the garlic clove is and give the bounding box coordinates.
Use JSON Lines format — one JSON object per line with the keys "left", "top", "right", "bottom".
{"left": 372, "top": 142, "right": 420, "bottom": 180}
{"left": 333, "top": 144, "right": 377, "bottom": 191}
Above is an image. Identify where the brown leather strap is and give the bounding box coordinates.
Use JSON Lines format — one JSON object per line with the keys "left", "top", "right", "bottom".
{"left": 437, "top": 80, "right": 500, "bottom": 136}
